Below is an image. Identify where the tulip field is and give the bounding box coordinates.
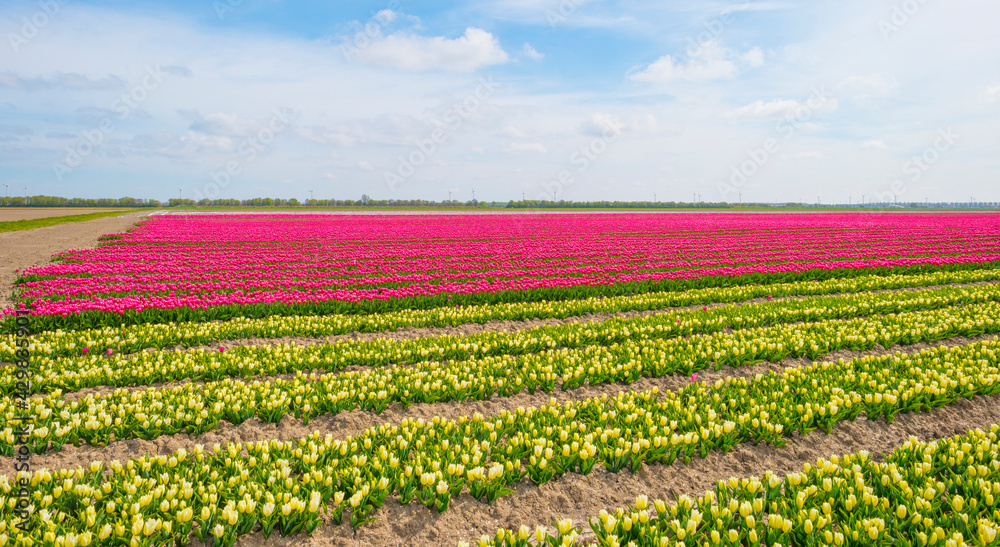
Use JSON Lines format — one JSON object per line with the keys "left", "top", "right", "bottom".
{"left": 3, "top": 211, "right": 1000, "bottom": 547}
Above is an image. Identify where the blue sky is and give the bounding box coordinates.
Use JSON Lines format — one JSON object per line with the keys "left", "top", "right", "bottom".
{"left": 1, "top": 0, "right": 998, "bottom": 204}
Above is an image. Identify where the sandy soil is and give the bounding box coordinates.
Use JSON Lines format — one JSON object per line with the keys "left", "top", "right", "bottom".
{"left": 0, "top": 211, "right": 151, "bottom": 311}
{"left": 5, "top": 333, "right": 991, "bottom": 482}
{"left": 0, "top": 208, "right": 121, "bottom": 222}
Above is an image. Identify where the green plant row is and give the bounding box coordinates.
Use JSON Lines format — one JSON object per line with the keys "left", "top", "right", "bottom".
{"left": 3, "top": 338, "right": 1000, "bottom": 546}
{"left": 7, "top": 282, "right": 1000, "bottom": 396}
{"left": 9, "top": 262, "right": 1000, "bottom": 333}
{"left": 3, "top": 300, "right": 999, "bottom": 454}
{"left": 473, "top": 424, "right": 1000, "bottom": 547}
{"left": 0, "top": 211, "right": 135, "bottom": 235}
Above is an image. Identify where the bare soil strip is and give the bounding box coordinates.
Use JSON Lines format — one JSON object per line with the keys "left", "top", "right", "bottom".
{"left": 0, "top": 211, "right": 151, "bottom": 311}
{"left": 5, "top": 334, "right": 992, "bottom": 481}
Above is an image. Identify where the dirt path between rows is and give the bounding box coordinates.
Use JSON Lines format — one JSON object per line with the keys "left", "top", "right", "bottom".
{"left": 0, "top": 208, "right": 120, "bottom": 222}
{"left": 0, "top": 211, "right": 152, "bottom": 311}
{"left": 4, "top": 333, "right": 991, "bottom": 482}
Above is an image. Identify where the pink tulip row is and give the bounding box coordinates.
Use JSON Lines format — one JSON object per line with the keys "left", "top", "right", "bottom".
{"left": 7, "top": 212, "right": 1000, "bottom": 317}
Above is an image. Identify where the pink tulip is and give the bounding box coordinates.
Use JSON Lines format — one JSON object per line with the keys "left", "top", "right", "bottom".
{"left": 82, "top": 347, "right": 88, "bottom": 354}
{"left": 219, "top": 347, "right": 226, "bottom": 352}
{"left": 6, "top": 212, "right": 999, "bottom": 319}
{"left": 691, "top": 373, "right": 697, "bottom": 382}
{"left": 107, "top": 349, "right": 113, "bottom": 355}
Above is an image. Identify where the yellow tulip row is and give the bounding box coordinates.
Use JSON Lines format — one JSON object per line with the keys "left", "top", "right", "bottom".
{"left": 4, "top": 268, "right": 997, "bottom": 362}
{"left": 5, "top": 282, "right": 1000, "bottom": 396}
{"left": 2, "top": 300, "right": 999, "bottom": 454}
{"left": 472, "top": 424, "right": 1000, "bottom": 547}
{"left": 2, "top": 337, "right": 1000, "bottom": 546}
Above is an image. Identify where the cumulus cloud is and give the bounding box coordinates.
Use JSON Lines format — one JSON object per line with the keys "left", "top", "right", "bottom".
{"left": 522, "top": 43, "right": 544, "bottom": 61}
{"left": 351, "top": 27, "right": 509, "bottom": 72}
{"left": 627, "top": 42, "right": 762, "bottom": 83}
{"left": 861, "top": 140, "right": 888, "bottom": 150}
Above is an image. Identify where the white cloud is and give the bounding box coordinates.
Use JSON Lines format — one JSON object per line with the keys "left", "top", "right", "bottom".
{"left": 0, "top": 72, "right": 126, "bottom": 90}
{"left": 180, "top": 110, "right": 262, "bottom": 137}
{"left": 499, "top": 125, "right": 531, "bottom": 139}
{"left": 837, "top": 74, "right": 897, "bottom": 100}
{"left": 352, "top": 27, "right": 509, "bottom": 72}
{"left": 980, "top": 85, "right": 1000, "bottom": 103}
{"left": 628, "top": 54, "right": 734, "bottom": 83}
{"left": 627, "top": 42, "right": 761, "bottom": 83}
{"left": 790, "top": 151, "right": 824, "bottom": 159}
{"left": 726, "top": 97, "right": 837, "bottom": 119}
{"left": 522, "top": 43, "right": 544, "bottom": 61}
{"left": 861, "top": 140, "right": 888, "bottom": 150}
{"left": 741, "top": 47, "right": 765, "bottom": 68}
{"left": 579, "top": 112, "right": 627, "bottom": 136}
{"left": 358, "top": 161, "right": 374, "bottom": 171}
{"left": 506, "top": 142, "right": 547, "bottom": 153}
{"left": 726, "top": 99, "right": 799, "bottom": 118}
{"left": 292, "top": 114, "right": 434, "bottom": 148}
